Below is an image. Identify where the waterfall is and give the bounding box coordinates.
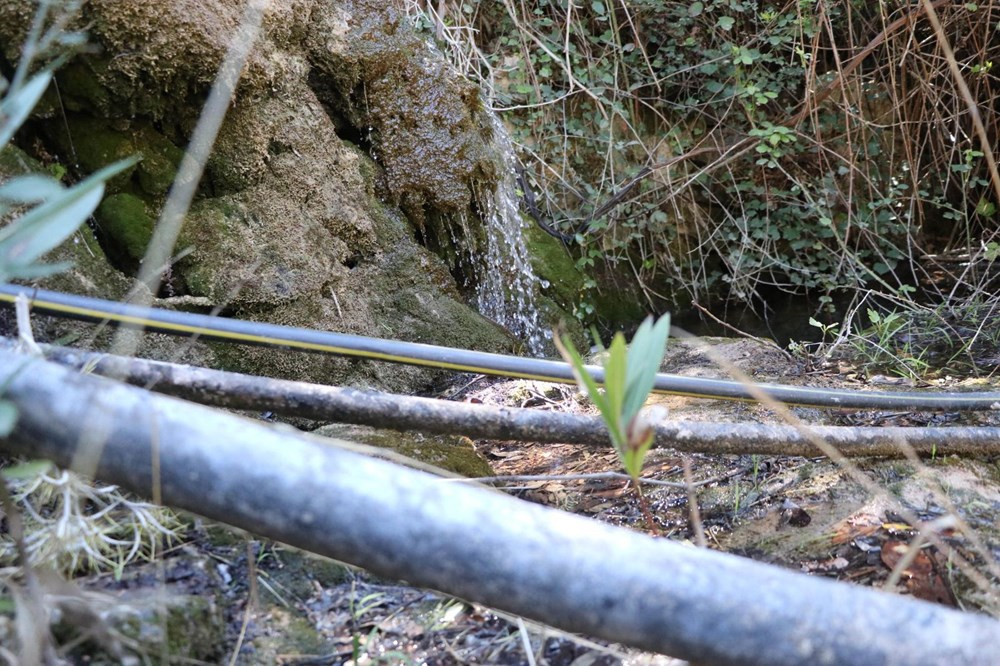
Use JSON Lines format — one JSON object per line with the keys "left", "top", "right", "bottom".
{"left": 475, "top": 113, "right": 548, "bottom": 355}
{"left": 395, "top": 16, "right": 548, "bottom": 354}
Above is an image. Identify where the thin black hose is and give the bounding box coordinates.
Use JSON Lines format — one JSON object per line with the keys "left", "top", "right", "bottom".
{"left": 2, "top": 284, "right": 999, "bottom": 411}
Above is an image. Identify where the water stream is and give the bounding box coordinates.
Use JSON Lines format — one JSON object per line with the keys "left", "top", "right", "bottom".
{"left": 474, "top": 113, "right": 548, "bottom": 355}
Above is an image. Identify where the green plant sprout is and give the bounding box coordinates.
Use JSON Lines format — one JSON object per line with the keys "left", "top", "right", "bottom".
{"left": 555, "top": 314, "right": 671, "bottom": 532}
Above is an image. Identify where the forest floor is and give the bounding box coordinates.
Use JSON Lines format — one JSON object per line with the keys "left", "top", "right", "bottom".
{"left": 10, "top": 338, "right": 1000, "bottom": 665}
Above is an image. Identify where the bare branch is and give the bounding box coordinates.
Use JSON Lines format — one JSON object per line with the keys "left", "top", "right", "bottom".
{"left": 12, "top": 339, "right": 1000, "bottom": 459}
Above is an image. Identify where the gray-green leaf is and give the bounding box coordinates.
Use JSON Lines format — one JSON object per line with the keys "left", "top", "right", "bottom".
{"left": 0, "top": 400, "right": 17, "bottom": 437}
{"left": 0, "top": 156, "right": 138, "bottom": 274}
{"left": 0, "top": 69, "right": 52, "bottom": 146}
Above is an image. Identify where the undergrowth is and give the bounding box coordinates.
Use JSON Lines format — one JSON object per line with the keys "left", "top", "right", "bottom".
{"left": 405, "top": 0, "right": 1000, "bottom": 331}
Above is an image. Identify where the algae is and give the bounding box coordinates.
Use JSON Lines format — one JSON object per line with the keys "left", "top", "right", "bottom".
{"left": 314, "top": 423, "right": 494, "bottom": 478}
{"left": 523, "top": 223, "right": 585, "bottom": 312}
{"left": 95, "top": 192, "right": 155, "bottom": 263}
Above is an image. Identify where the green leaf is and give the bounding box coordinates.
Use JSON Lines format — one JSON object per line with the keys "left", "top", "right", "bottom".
{"left": 986, "top": 241, "right": 1000, "bottom": 261}
{"left": 717, "top": 16, "right": 736, "bottom": 30}
{"left": 0, "top": 400, "right": 16, "bottom": 437}
{"left": 0, "top": 69, "right": 52, "bottom": 146}
{"left": 554, "top": 333, "right": 618, "bottom": 446}
{"left": 605, "top": 332, "right": 627, "bottom": 438}
{"left": 1, "top": 459, "right": 52, "bottom": 481}
{"left": 621, "top": 430, "right": 655, "bottom": 479}
{"left": 976, "top": 197, "right": 996, "bottom": 217}
{"left": 623, "top": 317, "right": 653, "bottom": 408}
{"left": 622, "top": 314, "right": 670, "bottom": 425}
{"left": 591, "top": 0, "right": 606, "bottom": 15}
{"left": 689, "top": 2, "right": 704, "bottom": 17}
{"left": 0, "top": 156, "right": 138, "bottom": 272}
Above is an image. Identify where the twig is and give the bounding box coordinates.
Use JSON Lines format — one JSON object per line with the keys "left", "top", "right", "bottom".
{"left": 456, "top": 469, "right": 747, "bottom": 489}
{"left": 683, "top": 457, "right": 707, "bottom": 549}
{"left": 14, "top": 338, "right": 1000, "bottom": 458}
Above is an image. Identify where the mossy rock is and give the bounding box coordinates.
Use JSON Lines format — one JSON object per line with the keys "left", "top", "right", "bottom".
{"left": 64, "top": 555, "right": 227, "bottom": 664}
{"left": 263, "top": 546, "right": 352, "bottom": 601}
{"left": 95, "top": 192, "right": 155, "bottom": 263}
{"left": 523, "top": 223, "right": 585, "bottom": 312}
{"left": 0, "top": 143, "right": 42, "bottom": 176}
{"left": 590, "top": 279, "right": 648, "bottom": 327}
{"left": 46, "top": 114, "right": 183, "bottom": 197}
{"left": 535, "top": 292, "right": 587, "bottom": 352}
{"left": 247, "top": 606, "right": 334, "bottom": 663}
{"left": 314, "top": 424, "right": 494, "bottom": 478}
{"left": 307, "top": 0, "right": 497, "bottom": 233}
{"left": 0, "top": 144, "right": 133, "bottom": 306}
{"left": 2, "top": 0, "right": 548, "bottom": 394}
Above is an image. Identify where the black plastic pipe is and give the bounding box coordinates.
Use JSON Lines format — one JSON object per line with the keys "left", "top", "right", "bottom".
{"left": 3, "top": 284, "right": 1000, "bottom": 410}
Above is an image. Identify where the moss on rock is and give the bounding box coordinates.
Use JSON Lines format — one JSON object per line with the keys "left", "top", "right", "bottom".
{"left": 307, "top": 0, "right": 497, "bottom": 226}
{"left": 523, "top": 223, "right": 585, "bottom": 312}
{"left": 46, "top": 114, "right": 183, "bottom": 198}
{"left": 1, "top": 0, "right": 549, "bottom": 394}
{"left": 95, "top": 192, "right": 155, "bottom": 263}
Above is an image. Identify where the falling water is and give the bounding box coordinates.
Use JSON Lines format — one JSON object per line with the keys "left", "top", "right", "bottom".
{"left": 475, "top": 113, "right": 548, "bottom": 355}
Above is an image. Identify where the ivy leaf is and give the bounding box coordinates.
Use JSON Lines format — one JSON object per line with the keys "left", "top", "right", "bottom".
{"left": 717, "top": 16, "right": 736, "bottom": 30}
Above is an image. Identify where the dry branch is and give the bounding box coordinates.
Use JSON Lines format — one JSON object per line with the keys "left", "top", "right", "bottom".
{"left": 0, "top": 348, "right": 997, "bottom": 664}
{"left": 11, "top": 339, "right": 1000, "bottom": 458}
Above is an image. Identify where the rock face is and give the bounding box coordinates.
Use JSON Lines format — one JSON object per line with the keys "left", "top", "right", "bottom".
{"left": 0, "top": 0, "right": 528, "bottom": 390}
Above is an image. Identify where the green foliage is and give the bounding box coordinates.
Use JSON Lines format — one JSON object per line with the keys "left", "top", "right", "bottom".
{"left": 0, "top": 154, "right": 138, "bottom": 282}
{"left": 412, "top": 0, "right": 1000, "bottom": 318}
{"left": 555, "top": 314, "right": 670, "bottom": 479}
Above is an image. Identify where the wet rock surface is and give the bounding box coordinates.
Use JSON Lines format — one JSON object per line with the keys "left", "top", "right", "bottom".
{"left": 0, "top": 0, "right": 521, "bottom": 392}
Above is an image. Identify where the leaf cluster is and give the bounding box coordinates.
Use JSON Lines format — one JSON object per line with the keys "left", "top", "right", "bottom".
{"left": 555, "top": 314, "right": 670, "bottom": 479}
{"left": 0, "top": 9, "right": 135, "bottom": 449}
